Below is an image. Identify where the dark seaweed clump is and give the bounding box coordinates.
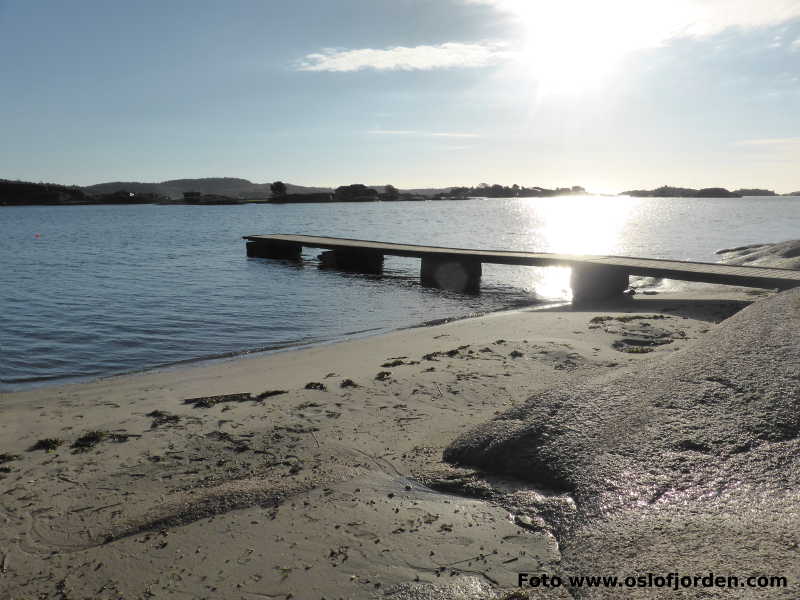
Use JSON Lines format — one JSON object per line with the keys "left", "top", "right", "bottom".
{"left": 184, "top": 393, "right": 252, "bottom": 408}
{"left": 183, "top": 391, "right": 288, "bottom": 408}
{"left": 0, "top": 453, "right": 20, "bottom": 464}
{"left": 72, "top": 431, "right": 107, "bottom": 452}
{"left": 146, "top": 410, "right": 181, "bottom": 428}
{"left": 30, "top": 438, "right": 64, "bottom": 452}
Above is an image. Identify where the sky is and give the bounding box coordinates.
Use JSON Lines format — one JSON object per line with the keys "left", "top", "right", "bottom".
{"left": 1, "top": 0, "right": 799, "bottom": 193}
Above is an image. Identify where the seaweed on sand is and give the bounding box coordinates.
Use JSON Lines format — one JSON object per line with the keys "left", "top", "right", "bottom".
{"left": 0, "top": 453, "right": 20, "bottom": 464}
{"left": 29, "top": 438, "right": 64, "bottom": 452}
{"left": 590, "top": 314, "right": 668, "bottom": 324}
{"left": 255, "top": 389, "right": 288, "bottom": 400}
{"left": 146, "top": 410, "right": 181, "bottom": 428}
{"left": 72, "top": 431, "right": 107, "bottom": 452}
{"left": 183, "top": 393, "right": 253, "bottom": 408}
{"left": 184, "top": 391, "right": 288, "bottom": 407}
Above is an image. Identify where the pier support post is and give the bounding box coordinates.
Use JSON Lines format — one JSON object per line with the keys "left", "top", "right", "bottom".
{"left": 318, "top": 249, "right": 384, "bottom": 274}
{"left": 246, "top": 241, "right": 302, "bottom": 260}
{"left": 570, "top": 264, "right": 629, "bottom": 303}
{"left": 420, "top": 257, "right": 482, "bottom": 294}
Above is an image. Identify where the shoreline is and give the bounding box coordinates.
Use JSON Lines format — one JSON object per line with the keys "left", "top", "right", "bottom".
{"left": 0, "top": 285, "right": 761, "bottom": 598}
{"left": 3, "top": 273, "right": 716, "bottom": 395}
{"left": 0, "top": 299, "right": 568, "bottom": 394}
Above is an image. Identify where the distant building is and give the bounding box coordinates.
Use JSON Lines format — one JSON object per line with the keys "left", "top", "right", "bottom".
{"left": 183, "top": 191, "right": 202, "bottom": 200}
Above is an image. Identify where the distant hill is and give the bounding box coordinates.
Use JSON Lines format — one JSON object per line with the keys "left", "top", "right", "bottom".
{"left": 83, "top": 178, "right": 332, "bottom": 199}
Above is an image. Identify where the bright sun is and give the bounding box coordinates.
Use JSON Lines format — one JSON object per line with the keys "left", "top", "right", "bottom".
{"left": 502, "top": 0, "right": 678, "bottom": 95}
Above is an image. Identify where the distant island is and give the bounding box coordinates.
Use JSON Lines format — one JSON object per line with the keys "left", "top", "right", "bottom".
{"left": 1, "top": 178, "right": 797, "bottom": 206}
{"left": 620, "top": 185, "right": 788, "bottom": 198}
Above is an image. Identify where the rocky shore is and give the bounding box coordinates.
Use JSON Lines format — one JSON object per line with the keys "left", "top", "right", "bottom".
{"left": 716, "top": 240, "right": 800, "bottom": 270}
{"left": 445, "top": 287, "right": 800, "bottom": 598}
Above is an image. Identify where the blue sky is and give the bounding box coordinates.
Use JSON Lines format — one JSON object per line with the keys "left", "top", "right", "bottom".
{"left": 1, "top": 0, "right": 799, "bottom": 192}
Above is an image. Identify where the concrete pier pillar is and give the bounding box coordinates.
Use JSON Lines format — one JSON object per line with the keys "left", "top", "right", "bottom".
{"left": 420, "top": 257, "right": 482, "bottom": 294}
{"left": 570, "top": 264, "right": 629, "bottom": 303}
{"left": 246, "top": 241, "right": 302, "bottom": 260}
{"left": 318, "top": 249, "right": 384, "bottom": 274}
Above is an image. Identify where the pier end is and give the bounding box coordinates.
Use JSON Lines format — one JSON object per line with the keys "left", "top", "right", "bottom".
{"left": 570, "top": 264, "right": 630, "bottom": 303}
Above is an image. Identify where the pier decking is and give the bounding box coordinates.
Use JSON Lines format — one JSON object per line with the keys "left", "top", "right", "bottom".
{"left": 243, "top": 234, "right": 800, "bottom": 301}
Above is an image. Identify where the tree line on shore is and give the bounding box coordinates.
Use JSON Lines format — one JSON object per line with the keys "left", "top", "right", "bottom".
{"left": 0, "top": 180, "right": 163, "bottom": 205}
{"left": 0, "top": 179, "right": 591, "bottom": 205}
{"left": 268, "top": 182, "right": 412, "bottom": 203}
{"left": 2, "top": 178, "right": 798, "bottom": 206}
{"left": 620, "top": 186, "right": 787, "bottom": 198}
{"left": 444, "top": 183, "right": 586, "bottom": 198}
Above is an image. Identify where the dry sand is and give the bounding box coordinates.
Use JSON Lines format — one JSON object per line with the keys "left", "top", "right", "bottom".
{"left": 0, "top": 287, "right": 763, "bottom": 599}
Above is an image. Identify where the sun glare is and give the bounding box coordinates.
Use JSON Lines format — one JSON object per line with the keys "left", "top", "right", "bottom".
{"left": 527, "top": 196, "right": 637, "bottom": 299}
{"left": 502, "top": 0, "right": 680, "bottom": 96}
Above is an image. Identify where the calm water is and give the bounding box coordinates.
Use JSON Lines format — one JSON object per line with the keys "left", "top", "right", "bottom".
{"left": 2, "top": 196, "right": 798, "bottom": 390}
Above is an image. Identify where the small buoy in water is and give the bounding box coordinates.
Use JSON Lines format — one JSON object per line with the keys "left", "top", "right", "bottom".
{"left": 34, "top": 233, "right": 41, "bottom": 239}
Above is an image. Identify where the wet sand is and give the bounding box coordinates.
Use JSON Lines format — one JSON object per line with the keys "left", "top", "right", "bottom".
{"left": 0, "top": 287, "right": 761, "bottom": 599}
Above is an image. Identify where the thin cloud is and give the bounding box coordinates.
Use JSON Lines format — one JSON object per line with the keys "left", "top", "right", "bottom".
{"left": 367, "top": 130, "right": 481, "bottom": 138}
{"left": 792, "top": 38, "right": 800, "bottom": 50}
{"left": 297, "top": 42, "right": 509, "bottom": 72}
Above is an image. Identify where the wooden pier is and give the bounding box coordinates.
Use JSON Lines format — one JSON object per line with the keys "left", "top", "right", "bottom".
{"left": 243, "top": 234, "right": 800, "bottom": 302}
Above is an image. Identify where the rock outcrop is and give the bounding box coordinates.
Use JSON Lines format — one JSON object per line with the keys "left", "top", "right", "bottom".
{"left": 445, "top": 288, "right": 800, "bottom": 597}
{"left": 717, "top": 239, "right": 800, "bottom": 270}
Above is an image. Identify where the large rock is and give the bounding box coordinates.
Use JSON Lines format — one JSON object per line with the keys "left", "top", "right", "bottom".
{"left": 445, "top": 289, "right": 800, "bottom": 597}
{"left": 716, "top": 239, "right": 800, "bottom": 270}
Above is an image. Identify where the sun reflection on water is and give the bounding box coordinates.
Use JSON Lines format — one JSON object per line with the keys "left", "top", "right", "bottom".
{"left": 524, "top": 196, "right": 641, "bottom": 300}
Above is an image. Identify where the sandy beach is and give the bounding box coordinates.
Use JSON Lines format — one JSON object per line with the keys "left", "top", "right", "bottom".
{"left": 0, "top": 283, "right": 768, "bottom": 600}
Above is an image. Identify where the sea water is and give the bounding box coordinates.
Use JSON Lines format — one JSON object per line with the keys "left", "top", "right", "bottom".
{"left": 2, "top": 196, "right": 798, "bottom": 389}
